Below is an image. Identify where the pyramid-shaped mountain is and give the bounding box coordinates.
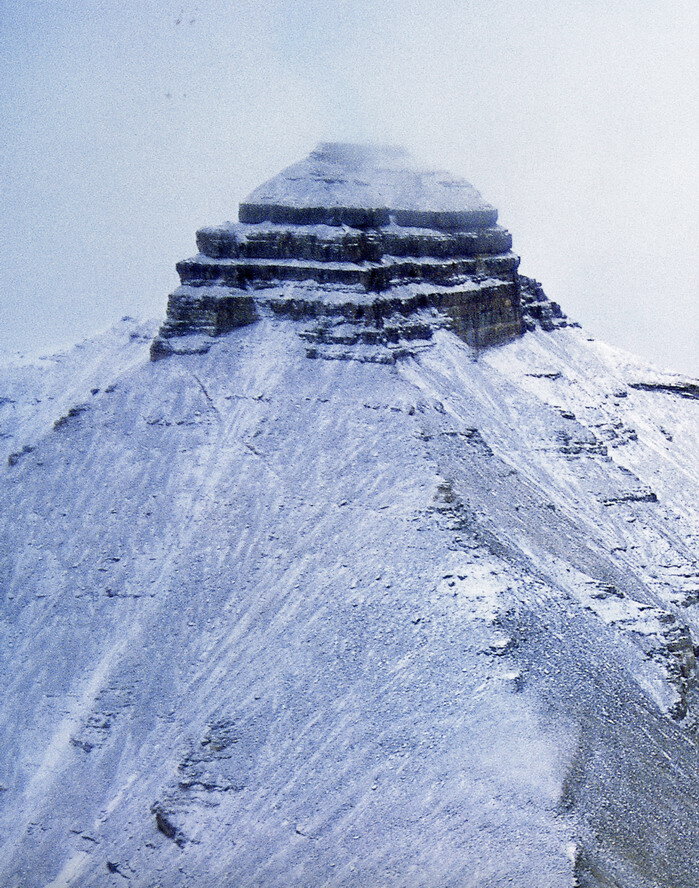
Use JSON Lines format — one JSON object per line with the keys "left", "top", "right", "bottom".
{"left": 1, "top": 145, "right": 698, "bottom": 888}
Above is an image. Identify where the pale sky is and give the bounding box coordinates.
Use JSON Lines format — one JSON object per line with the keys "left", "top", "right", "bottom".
{"left": 1, "top": 0, "right": 697, "bottom": 374}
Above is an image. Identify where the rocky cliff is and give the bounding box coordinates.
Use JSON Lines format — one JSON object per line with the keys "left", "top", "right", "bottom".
{"left": 0, "top": 146, "right": 698, "bottom": 888}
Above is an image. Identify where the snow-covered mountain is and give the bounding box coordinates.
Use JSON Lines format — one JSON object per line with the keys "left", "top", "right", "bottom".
{"left": 1, "top": 145, "right": 697, "bottom": 888}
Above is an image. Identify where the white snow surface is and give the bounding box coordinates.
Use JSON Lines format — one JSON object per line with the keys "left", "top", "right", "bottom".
{"left": 0, "top": 317, "right": 698, "bottom": 887}
{"left": 244, "top": 142, "right": 494, "bottom": 213}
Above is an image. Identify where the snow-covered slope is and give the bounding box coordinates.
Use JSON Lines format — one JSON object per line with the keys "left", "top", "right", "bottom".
{"left": 2, "top": 144, "right": 697, "bottom": 887}
{"left": 1, "top": 315, "right": 697, "bottom": 888}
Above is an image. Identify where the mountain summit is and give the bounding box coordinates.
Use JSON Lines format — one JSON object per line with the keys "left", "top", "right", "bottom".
{"left": 1, "top": 147, "right": 698, "bottom": 888}
{"left": 151, "top": 143, "right": 539, "bottom": 361}
{"left": 240, "top": 142, "right": 498, "bottom": 222}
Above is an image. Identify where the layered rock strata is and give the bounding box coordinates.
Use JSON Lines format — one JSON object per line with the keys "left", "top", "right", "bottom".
{"left": 519, "top": 275, "right": 578, "bottom": 332}
{"left": 152, "top": 144, "right": 524, "bottom": 362}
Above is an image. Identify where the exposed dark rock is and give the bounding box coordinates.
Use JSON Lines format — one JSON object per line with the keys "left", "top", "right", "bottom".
{"left": 519, "top": 275, "right": 577, "bottom": 331}
{"left": 554, "top": 429, "right": 609, "bottom": 458}
{"left": 628, "top": 380, "right": 699, "bottom": 400}
{"left": 70, "top": 686, "right": 133, "bottom": 753}
{"left": 526, "top": 370, "right": 562, "bottom": 379}
{"left": 152, "top": 805, "right": 185, "bottom": 846}
{"left": 7, "top": 444, "right": 33, "bottom": 466}
{"left": 602, "top": 490, "right": 658, "bottom": 505}
{"left": 176, "top": 718, "right": 249, "bottom": 794}
{"left": 53, "top": 403, "right": 90, "bottom": 430}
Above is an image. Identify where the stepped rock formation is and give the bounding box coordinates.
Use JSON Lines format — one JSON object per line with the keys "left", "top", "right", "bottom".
{"left": 152, "top": 143, "right": 529, "bottom": 362}
{"left": 1, "top": 146, "right": 698, "bottom": 888}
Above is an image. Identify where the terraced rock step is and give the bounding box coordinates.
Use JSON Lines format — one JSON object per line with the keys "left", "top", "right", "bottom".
{"left": 195, "top": 222, "right": 513, "bottom": 261}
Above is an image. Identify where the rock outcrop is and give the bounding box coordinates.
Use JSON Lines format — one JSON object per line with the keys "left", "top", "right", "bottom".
{"left": 152, "top": 143, "right": 523, "bottom": 362}
{"left": 519, "top": 274, "right": 577, "bottom": 332}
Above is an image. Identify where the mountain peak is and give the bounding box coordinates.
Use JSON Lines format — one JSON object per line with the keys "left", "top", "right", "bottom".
{"left": 151, "top": 145, "right": 567, "bottom": 363}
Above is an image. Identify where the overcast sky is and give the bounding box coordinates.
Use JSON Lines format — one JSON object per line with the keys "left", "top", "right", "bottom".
{"left": 1, "top": 0, "right": 697, "bottom": 373}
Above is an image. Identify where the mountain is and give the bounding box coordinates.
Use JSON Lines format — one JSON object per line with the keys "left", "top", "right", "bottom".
{"left": 1, "top": 144, "right": 698, "bottom": 888}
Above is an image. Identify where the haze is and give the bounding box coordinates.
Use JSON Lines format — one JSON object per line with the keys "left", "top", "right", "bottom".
{"left": 1, "top": 0, "right": 696, "bottom": 374}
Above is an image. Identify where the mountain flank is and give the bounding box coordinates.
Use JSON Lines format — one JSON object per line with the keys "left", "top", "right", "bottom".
{"left": 1, "top": 145, "right": 697, "bottom": 888}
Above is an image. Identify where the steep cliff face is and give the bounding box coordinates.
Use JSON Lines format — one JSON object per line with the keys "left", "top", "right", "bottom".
{"left": 152, "top": 143, "right": 523, "bottom": 362}
{"left": 1, "top": 149, "right": 698, "bottom": 888}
